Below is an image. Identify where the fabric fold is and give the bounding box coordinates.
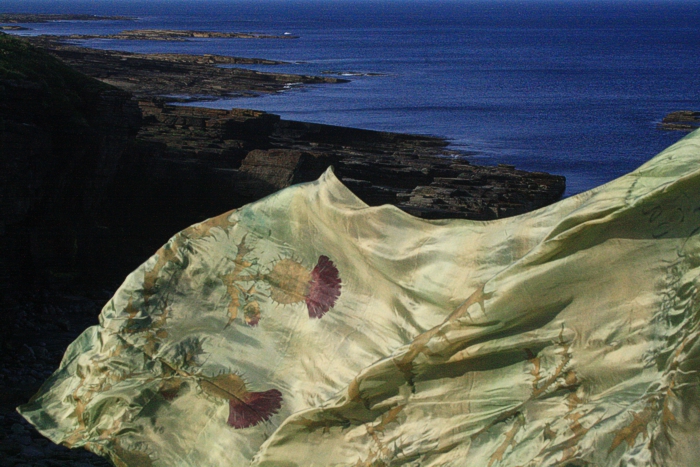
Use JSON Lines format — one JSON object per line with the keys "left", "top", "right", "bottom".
{"left": 19, "top": 130, "right": 700, "bottom": 466}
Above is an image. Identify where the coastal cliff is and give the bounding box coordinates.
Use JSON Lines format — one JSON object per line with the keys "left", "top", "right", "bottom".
{"left": 0, "top": 35, "right": 564, "bottom": 437}
{"left": 1, "top": 33, "right": 566, "bottom": 293}
{"left": 0, "top": 33, "right": 141, "bottom": 294}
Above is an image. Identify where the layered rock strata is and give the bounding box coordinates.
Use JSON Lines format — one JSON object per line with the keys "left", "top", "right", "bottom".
{"left": 134, "top": 100, "right": 566, "bottom": 219}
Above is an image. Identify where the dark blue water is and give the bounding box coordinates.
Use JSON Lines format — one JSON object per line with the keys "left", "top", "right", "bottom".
{"left": 3, "top": 0, "right": 699, "bottom": 195}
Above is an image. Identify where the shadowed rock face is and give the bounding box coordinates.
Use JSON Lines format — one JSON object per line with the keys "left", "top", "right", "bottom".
{"left": 0, "top": 33, "right": 565, "bottom": 293}
{"left": 131, "top": 100, "right": 566, "bottom": 221}
{"left": 0, "top": 33, "right": 141, "bottom": 293}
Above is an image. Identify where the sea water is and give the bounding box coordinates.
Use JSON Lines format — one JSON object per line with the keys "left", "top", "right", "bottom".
{"left": 2, "top": 0, "right": 699, "bottom": 195}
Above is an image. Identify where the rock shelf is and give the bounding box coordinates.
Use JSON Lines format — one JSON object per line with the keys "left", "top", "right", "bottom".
{"left": 25, "top": 36, "right": 346, "bottom": 101}
{"left": 60, "top": 29, "right": 299, "bottom": 40}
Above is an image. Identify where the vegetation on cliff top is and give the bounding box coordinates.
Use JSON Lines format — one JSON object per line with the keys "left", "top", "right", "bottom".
{"left": 0, "top": 32, "right": 114, "bottom": 124}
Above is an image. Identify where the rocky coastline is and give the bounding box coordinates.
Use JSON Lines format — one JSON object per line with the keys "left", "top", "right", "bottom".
{"left": 25, "top": 36, "right": 345, "bottom": 101}
{"left": 0, "top": 30, "right": 568, "bottom": 466}
{"left": 38, "top": 29, "right": 300, "bottom": 41}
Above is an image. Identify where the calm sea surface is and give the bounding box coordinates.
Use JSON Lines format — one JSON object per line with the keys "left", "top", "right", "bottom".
{"left": 3, "top": 0, "right": 699, "bottom": 195}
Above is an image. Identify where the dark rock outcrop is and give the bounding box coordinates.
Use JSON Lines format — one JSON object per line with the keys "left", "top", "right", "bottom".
{"left": 1, "top": 33, "right": 565, "bottom": 294}
{"left": 42, "top": 29, "right": 299, "bottom": 41}
{"left": 658, "top": 110, "right": 700, "bottom": 132}
{"left": 123, "top": 101, "right": 565, "bottom": 221}
{"left": 25, "top": 36, "right": 347, "bottom": 102}
{"left": 0, "top": 33, "right": 141, "bottom": 293}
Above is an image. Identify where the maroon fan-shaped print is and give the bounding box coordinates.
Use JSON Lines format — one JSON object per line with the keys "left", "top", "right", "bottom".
{"left": 227, "top": 388, "right": 283, "bottom": 429}
{"left": 305, "top": 255, "right": 342, "bottom": 318}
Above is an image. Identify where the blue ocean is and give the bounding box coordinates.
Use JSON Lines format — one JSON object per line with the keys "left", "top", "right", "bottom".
{"left": 2, "top": 0, "right": 699, "bottom": 195}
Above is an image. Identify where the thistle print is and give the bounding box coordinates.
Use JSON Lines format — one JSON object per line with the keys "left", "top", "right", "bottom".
{"left": 265, "top": 255, "right": 342, "bottom": 319}
{"left": 200, "top": 373, "right": 282, "bottom": 429}
{"left": 266, "top": 258, "right": 313, "bottom": 306}
{"left": 306, "top": 255, "right": 342, "bottom": 318}
{"left": 228, "top": 388, "right": 284, "bottom": 429}
{"left": 222, "top": 249, "right": 343, "bottom": 326}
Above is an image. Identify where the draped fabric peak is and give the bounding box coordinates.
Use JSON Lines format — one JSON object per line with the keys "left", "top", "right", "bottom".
{"left": 19, "top": 129, "right": 700, "bottom": 466}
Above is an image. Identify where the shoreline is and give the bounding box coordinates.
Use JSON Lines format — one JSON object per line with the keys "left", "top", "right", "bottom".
{"left": 25, "top": 35, "right": 347, "bottom": 101}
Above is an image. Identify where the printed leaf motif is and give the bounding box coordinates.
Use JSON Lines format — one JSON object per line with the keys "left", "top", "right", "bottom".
{"left": 608, "top": 400, "right": 657, "bottom": 453}
{"left": 172, "top": 337, "right": 204, "bottom": 369}
{"left": 488, "top": 413, "right": 525, "bottom": 467}
{"left": 543, "top": 423, "right": 557, "bottom": 440}
{"left": 356, "top": 405, "right": 405, "bottom": 467}
{"left": 142, "top": 211, "right": 235, "bottom": 308}
{"left": 111, "top": 442, "right": 154, "bottom": 467}
{"left": 200, "top": 373, "right": 283, "bottom": 429}
{"left": 220, "top": 235, "right": 256, "bottom": 326}
{"left": 182, "top": 210, "right": 236, "bottom": 240}
{"left": 221, "top": 273, "right": 241, "bottom": 324}
{"left": 158, "top": 377, "right": 186, "bottom": 402}
{"left": 306, "top": 255, "right": 342, "bottom": 318}
{"left": 143, "top": 242, "right": 178, "bottom": 305}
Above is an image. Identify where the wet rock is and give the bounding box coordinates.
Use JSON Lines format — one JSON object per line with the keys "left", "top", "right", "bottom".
{"left": 658, "top": 110, "right": 700, "bottom": 131}
{"left": 239, "top": 149, "right": 338, "bottom": 199}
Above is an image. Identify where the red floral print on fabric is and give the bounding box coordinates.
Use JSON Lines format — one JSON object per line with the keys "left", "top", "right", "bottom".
{"left": 306, "top": 255, "right": 342, "bottom": 318}
{"left": 227, "top": 389, "right": 283, "bottom": 429}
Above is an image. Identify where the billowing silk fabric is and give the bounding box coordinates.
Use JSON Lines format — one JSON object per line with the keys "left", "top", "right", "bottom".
{"left": 19, "top": 130, "right": 700, "bottom": 466}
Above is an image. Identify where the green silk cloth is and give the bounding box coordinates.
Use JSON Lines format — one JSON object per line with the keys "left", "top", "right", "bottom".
{"left": 19, "top": 130, "right": 700, "bottom": 467}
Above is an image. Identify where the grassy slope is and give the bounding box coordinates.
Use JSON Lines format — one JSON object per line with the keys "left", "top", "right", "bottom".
{"left": 0, "top": 32, "right": 114, "bottom": 127}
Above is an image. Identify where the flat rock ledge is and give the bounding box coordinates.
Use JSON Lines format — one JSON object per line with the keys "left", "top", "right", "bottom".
{"left": 49, "top": 29, "right": 300, "bottom": 41}
{"left": 658, "top": 110, "right": 700, "bottom": 132}
{"left": 134, "top": 100, "right": 566, "bottom": 221}
{"left": 26, "top": 36, "right": 346, "bottom": 101}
